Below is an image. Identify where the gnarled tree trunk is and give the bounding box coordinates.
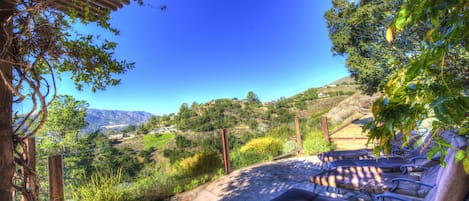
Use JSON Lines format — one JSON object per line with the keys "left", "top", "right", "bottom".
{"left": 0, "top": 1, "right": 15, "bottom": 200}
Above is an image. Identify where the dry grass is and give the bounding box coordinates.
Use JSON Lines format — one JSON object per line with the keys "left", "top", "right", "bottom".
{"left": 317, "top": 84, "right": 359, "bottom": 94}
{"left": 294, "top": 95, "right": 350, "bottom": 118}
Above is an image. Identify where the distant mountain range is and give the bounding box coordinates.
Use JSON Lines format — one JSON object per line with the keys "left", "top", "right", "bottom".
{"left": 84, "top": 109, "right": 153, "bottom": 132}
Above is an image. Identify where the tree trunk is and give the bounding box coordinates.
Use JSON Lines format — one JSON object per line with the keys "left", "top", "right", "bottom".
{"left": 0, "top": 1, "right": 15, "bottom": 200}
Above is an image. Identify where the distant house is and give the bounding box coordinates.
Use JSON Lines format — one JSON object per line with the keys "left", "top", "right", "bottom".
{"left": 318, "top": 93, "right": 330, "bottom": 98}
{"left": 151, "top": 126, "right": 178, "bottom": 134}
{"left": 108, "top": 133, "right": 135, "bottom": 140}
{"left": 262, "top": 101, "right": 276, "bottom": 106}
{"left": 108, "top": 133, "right": 124, "bottom": 140}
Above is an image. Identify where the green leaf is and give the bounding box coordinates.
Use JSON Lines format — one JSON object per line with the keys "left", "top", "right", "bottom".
{"left": 427, "top": 147, "right": 439, "bottom": 160}
{"left": 463, "top": 158, "right": 469, "bottom": 175}
{"left": 373, "top": 146, "right": 382, "bottom": 158}
{"left": 395, "top": 8, "right": 408, "bottom": 31}
{"left": 426, "top": 29, "right": 435, "bottom": 42}
{"left": 385, "top": 120, "right": 394, "bottom": 133}
{"left": 456, "top": 150, "right": 466, "bottom": 162}
{"left": 440, "top": 156, "right": 447, "bottom": 167}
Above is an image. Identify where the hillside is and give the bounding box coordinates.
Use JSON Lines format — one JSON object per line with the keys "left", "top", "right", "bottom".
{"left": 329, "top": 76, "right": 355, "bottom": 85}
{"left": 84, "top": 109, "right": 153, "bottom": 132}
{"left": 107, "top": 76, "right": 379, "bottom": 200}
{"left": 326, "top": 93, "right": 380, "bottom": 125}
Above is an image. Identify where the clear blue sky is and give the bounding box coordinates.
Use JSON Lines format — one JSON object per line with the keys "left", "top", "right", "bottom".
{"left": 58, "top": 0, "right": 349, "bottom": 115}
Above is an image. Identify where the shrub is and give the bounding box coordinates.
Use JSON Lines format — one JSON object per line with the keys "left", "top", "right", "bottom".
{"left": 230, "top": 149, "right": 269, "bottom": 169}
{"left": 175, "top": 135, "right": 193, "bottom": 149}
{"left": 302, "top": 132, "right": 332, "bottom": 155}
{"left": 265, "top": 125, "right": 295, "bottom": 141}
{"left": 283, "top": 140, "right": 297, "bottom": 154}
{"left": 240, "top": 137, "right": 283, "bottom": 158}
{"left": 163, "top": 149, "right": 192, "bottom": 164}
{"left": 176, "top": 150, "right": 222, "bottom": 176}
{"left": 70, "top": 169, "right": 126, "bottom": 201}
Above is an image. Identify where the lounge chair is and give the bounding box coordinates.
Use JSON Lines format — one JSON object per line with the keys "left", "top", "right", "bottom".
{"left": 324, "top": 130, "right": 442, "bottom": 174}
{"left": 375, "top": 135, "right": 469, "bottom": 201}
{"left": 317, "top": 149, "right": 373, "bottom": 162}
{"left": 310, "top": 156, "right": 440, "bottom": 194}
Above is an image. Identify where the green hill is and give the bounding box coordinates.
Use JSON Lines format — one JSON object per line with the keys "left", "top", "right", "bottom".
{"left": 110, "top": 76, "right": 374, "bottom": 200}
{"left": 132, "top": 76, "right": 359, "bottom": 134}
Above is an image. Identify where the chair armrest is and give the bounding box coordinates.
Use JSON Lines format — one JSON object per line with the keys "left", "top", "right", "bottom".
{"left": 390, "top": 178, "right": 434, "bottom": 195}
{"left": 392, "top": 149, "right": 409, "bottom": 157}
{"left": 408, "top": 156, "right": 428, "bottom": 164}
{"left": 400, "top": 164, "right": 428, "bottom": 174}
{"left": 375, "top": 192, "right": 414, "bottom": 201}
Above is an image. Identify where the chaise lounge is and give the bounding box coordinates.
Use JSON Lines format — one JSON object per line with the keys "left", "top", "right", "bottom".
{"left": 375, "top": 135, "right": 469, "bottom": 201}
{"left": 271, "top": 134, "right": 468, "bottom": 201}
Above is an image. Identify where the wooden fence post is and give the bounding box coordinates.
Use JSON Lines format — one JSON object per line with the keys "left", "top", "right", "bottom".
{"left": 48, "top": 155, "right": 64, "bottom": 201}
{"left": 22, "top": 137, "right": 37, "bottom": 201}
{"left": 294, "top": 116, "right": 302, "bottom": 156}
{"left": 321, "top": 116, "right": 330, "bottom": 143}
{"left": 221, "top": 129, "right": 231, "bottom": 174}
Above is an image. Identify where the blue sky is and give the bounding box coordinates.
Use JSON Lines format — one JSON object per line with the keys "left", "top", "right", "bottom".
{"left": 57, "top": 0, "right": 349, "bottom": 115}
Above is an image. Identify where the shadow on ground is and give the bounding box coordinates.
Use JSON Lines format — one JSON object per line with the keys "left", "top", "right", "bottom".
{"left": 216, "top": 158, "right": 324, "bottom": 201}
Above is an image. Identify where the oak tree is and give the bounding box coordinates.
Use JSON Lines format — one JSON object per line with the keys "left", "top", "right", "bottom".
{"left": 326, "top": 0, "right": 468, "bottom": 170}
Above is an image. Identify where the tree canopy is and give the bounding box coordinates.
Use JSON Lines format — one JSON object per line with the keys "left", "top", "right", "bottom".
{"left": 37, "top": 95, "right": 88, "bottom": 155}
{"left": 0, "top": 0, "right": 140, "bottom": 199}
{"left": 326, "top": 0, "right": 468, "bottom": 171}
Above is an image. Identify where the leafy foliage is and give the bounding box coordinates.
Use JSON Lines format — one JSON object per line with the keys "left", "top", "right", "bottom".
{"left": 326, "top": 0, "right": 469, "bottom": 171}
{"left": 230, "top": 149, "right": 270, "bottom": 169}
{"left": 302, "top": 131, "right": 332, "bottom": 155}
{"left": 265, "top": 124, "right": 295, "bottom": 141}
{"left": 38, "top": 95, "right": 88, "bottom": 155}
{"left": 283, "top": 140, "right": 297, "bottom": 154}
{"left": 175, "top": 150, "right": 222, "bottom": 177}
{"left": 240, "top": 137, "right": 283, "bottom": 158}
{"left": 163, "top": 149, "right": 193, "bottom": 164}
{"left": 4, "top": 1, "right": 140, "bottom": 199}
{"left": 70, "top": 169, "right": 125, "bottom": 201}
{"left": 246, "top": 91, "right": 261, "bottom": 104}
{"left": 324, "top": 0, "right": 419, "bottom": 95}
{"left": 376, "top": 0, "right": 468, "bottom": 168}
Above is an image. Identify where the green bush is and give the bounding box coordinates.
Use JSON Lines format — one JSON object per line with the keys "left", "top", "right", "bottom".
{"left": 302, "top": 132, "right": 332, "bottom": 155}
{"left": 283, "top": 140, "right": 297, "bottom": 154}
{"left": 175, "top": 150, "right": 222, "bottom": 176}
{"left": 240, "top": 137, "right": 283, "bottom": 157}
{"left": 128, "top": 176, "right": 191, "bottom": 201}
{"left": 70, "top": 169, "right": 126, "bottom": 201}
{"left": 175, "top": 135, "right": 193, "bottom": 149}
{"left": 265, "top": 125, "right": 295, "bottom": 141}
{"left": 163, "top": 149, "right": 192, "bottom": 164}
{"left": 230, "top": 150, "right": 270, "bottom": 169}
{"left": 128, "top": 166, "right": 224, "bottom": 201}
{"left": 306, "top": 114, "right": 326, "bottom": 131}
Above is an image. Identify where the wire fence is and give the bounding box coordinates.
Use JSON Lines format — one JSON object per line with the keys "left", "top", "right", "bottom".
{"left": 28, "top": 116, "right": 329, "bottom": 200}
